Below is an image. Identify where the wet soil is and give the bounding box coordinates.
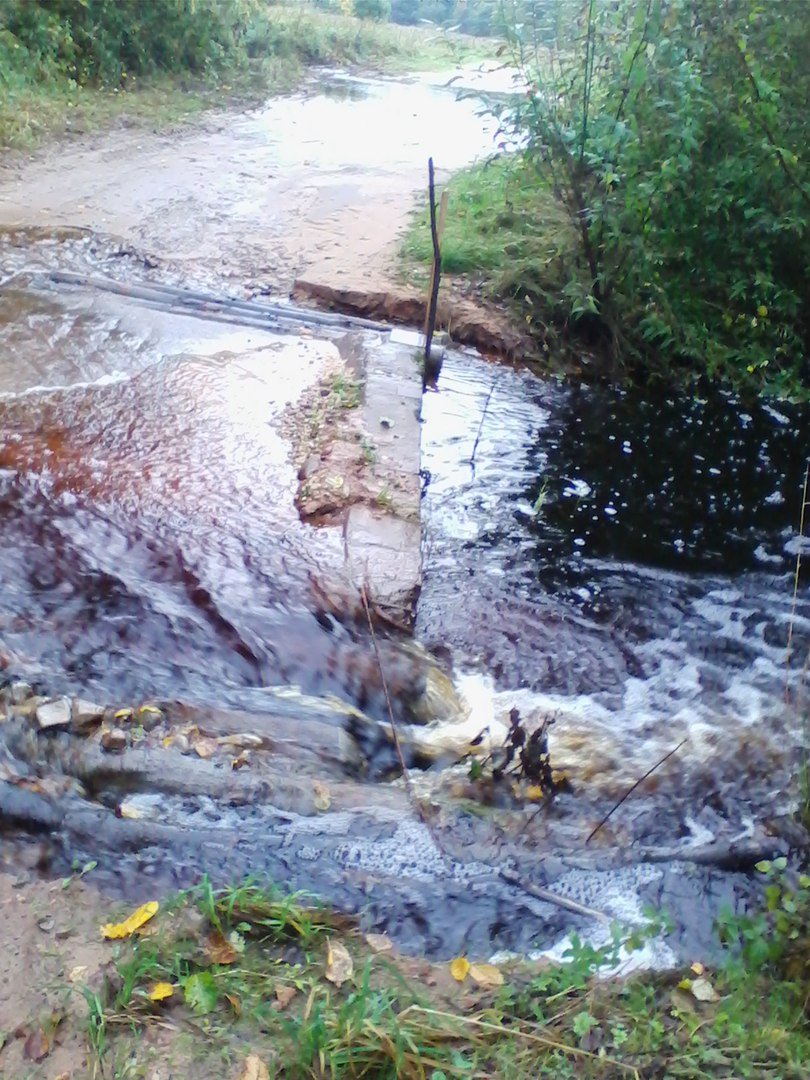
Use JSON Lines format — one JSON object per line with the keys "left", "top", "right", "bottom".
{"left": 0, "top": 70, "right": 496, "bottom": 297}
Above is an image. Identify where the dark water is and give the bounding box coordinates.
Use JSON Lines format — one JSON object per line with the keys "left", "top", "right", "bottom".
{"left": 419, "top": 357, "right": 809, "bottom": 821}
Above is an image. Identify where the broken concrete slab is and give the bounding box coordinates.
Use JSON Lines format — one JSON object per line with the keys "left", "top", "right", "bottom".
{"left": 344, "top": 505, "right": 421, "bottom": 628}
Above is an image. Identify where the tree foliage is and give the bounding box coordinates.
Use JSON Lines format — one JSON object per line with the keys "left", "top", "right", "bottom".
{"left": 0, "top": 0, "right": 264, "bottom": 86}
{"left": 497, "top": 0, "right": 810, "bottom": 394}
{"left": 390, "top": 0, "right": 504, "bottom": 36}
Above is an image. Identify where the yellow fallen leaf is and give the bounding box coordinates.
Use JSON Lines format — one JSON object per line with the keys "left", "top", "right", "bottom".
{"left": 469, "top": 963, "right": 504, "bottom": 988}
{"left": 101, "top": 901, "right": 159, "bottom": 940}
{"left": 68, "top": 965, "right": 88, "bottom": 984}
{"left": 138, "top": 705, "right": 163, "bottom": 718}
{"left": 147, "top": 982, "right": 174, "bottom": 1002}
{"left": 225, "top": 992, "right": 242, "bottom": 1016}
{"left": 114, "top": 708, "right": 134, "bottom": 721}
{"left": 236, "top": 1054, "right": 270, "bottom": 1080}
{"left": 690, "top": 976, "right": 719, "bottom": 1003}
{"left": 525, "top": 785, "right": 545, "bottom": 801}
{"left": 450, "top": 957, "right": 470, "bottom": 982}
{"left": 162, "top": 735, "right": 174, "bottom": 748}
{"left": 313, "top": 781, "right": 332, "bottom": 811}
{"left": 690, "top": 961, "right": 705, "bottom": 976}
{"left": 325, "top": 938, "right": 353, "bottom": 987}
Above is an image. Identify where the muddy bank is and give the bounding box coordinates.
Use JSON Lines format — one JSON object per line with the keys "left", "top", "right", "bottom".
{"left": 292, "top": 278, "right": 534, "bottom": 361}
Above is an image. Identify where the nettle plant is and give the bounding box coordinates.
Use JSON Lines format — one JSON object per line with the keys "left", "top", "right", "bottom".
{"left": 496, "top": 0, "right": 810, "bottom": 394}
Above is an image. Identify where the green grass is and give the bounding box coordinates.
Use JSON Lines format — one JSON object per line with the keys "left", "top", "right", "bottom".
{"left": 77, "top": 874, "right": 810, "bottom": 1079}
{"left": 401, "top": 153, "right": 576, "bottom": 336}
{"left": 0, "top": 5, "right": 493, "bottom": 149}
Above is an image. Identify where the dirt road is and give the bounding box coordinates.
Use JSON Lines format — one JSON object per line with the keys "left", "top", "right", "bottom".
{"left": 0, "top": 70, "right": 496, "bottom": 295}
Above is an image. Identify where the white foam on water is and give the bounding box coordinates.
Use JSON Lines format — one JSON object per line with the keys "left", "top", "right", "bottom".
{"left": 0, "top": 369, "right": 132, "bottom": 400}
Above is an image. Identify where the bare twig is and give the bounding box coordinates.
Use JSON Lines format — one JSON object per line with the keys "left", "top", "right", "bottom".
{"left": 424, "top": 157, "right": 443, "bottom": 376}
{"left": 359, "top": 584, "right": 610, "bottom": 923}
{"left": 498, "top": 868, "right": 609, "bottom": 922}
{"left": 586, "top": 739, "right": 687, "bottom": 845}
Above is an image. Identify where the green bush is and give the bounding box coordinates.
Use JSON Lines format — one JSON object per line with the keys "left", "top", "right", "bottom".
{"left": 0, "top": 0, "right": 260, "bottom": 86}
{"left": 493, "top": 0, "right": 810, "bottom": 395}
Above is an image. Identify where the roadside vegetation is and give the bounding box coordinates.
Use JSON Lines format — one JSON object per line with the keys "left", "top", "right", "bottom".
{"left": 55, "top": 866, "right": 810, "bottom": 1078}
{"left": 404, "top": 0, "right": 810, "bottom": 398}
{"left": 0, "top": 0, "right": 488, "bottom": 148}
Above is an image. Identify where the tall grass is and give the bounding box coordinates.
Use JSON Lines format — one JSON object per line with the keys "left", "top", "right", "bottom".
{"left": 401, "top": 153, "right": 576, "bottom": 337}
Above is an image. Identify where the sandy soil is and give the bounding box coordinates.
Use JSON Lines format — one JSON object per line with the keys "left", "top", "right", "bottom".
{"left": 0, "top": 861, "right": 108, "bottom": 1079}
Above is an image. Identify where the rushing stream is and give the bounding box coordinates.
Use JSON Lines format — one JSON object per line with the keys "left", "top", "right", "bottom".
{"left": 0, "top": 70, "right": 808, "bottom": 964}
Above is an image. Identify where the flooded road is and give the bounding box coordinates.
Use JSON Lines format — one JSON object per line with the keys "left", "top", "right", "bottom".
{"left": 0, "top": 70, "right": 498, "bottom": 293}
{"left": 0, "top": 67, "right": 808, "bottom": 965}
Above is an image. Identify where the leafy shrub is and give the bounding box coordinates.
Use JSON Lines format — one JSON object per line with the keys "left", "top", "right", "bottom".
{"left": 494, "top": 0, "right": 810, "bottom": 395}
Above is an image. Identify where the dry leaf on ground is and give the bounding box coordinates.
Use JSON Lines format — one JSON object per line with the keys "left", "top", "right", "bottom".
{"left": 147, "top": 982, "right": 174, "bottom": 1002}
{"left": 469, "top": 963, "right": 504, "bottom": 988}
{"left": 101, "top": 900, "right": 159, "bottom": 939}
{"left": 193, "top": 737, "right": 218, "bottom": 759}
{"left": 207, "top": 929, "right": 242, "bottom": 965}
{"left": 236, "top": 1054, "right": 270, "bottom": 1080}
{"left": 325, "top": 939, "right": 353, "bottom": 986}
{"left": 274, "top": 985, "right": 298, "bottom": 1010}
{"left": 450, "top": 957, "right": 471, "bottom": 982}
{"left": 23, "top": 1029, "right": 50, "bottom": 1062}
{"left": 365, "top": 933, "right": 393, "bottom": 953}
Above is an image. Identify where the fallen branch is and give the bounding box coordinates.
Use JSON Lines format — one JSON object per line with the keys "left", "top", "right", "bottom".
{"left": 498, "top": 867, "right": 610, "bottom": 922}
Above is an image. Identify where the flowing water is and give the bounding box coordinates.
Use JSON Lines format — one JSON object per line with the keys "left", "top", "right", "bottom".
{"left": 0, "top": 70, "right": 809, "bottom": 963}
{"left": 420, "top": 362, "right": 809, "bottom": 800}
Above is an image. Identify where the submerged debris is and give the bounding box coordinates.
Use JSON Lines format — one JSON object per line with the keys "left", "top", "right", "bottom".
{"left": 467, "top": 708, "right": 571, "bottom": 806}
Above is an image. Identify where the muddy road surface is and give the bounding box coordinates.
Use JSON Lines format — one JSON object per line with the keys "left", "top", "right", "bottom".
{"left": 0, "top": 69, "right": 497, "bottom": 293}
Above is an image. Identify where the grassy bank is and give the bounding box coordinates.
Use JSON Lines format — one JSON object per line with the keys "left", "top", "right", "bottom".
{"left": 408, "top": 0, "right": 810, "bottom": 398}
{"left": 401, "top": 155, "right": 577, "bottom": 348}
{"left": 70, "top": 870, "right": 810, "bottom": 1079}
{"left": 0, "top": 3, "right": 489, "bottom": 149}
